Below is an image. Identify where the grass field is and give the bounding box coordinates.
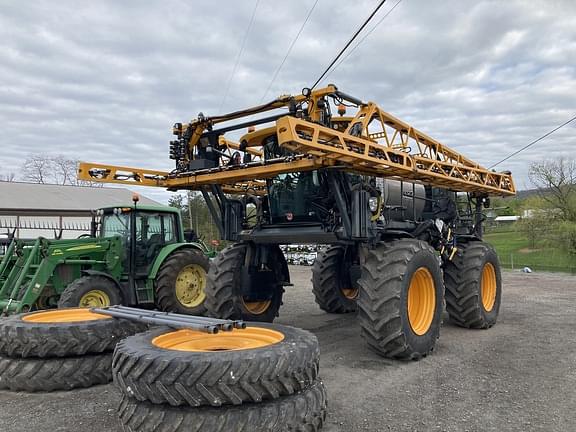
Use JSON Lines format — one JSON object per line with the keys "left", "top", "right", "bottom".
{"left": 484, "top": 228, "right": 576, "bottom": 274}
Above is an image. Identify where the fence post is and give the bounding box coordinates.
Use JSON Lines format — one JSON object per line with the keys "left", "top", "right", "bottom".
{"left": 510, "top": 253, "right": 514, "bottom": 270}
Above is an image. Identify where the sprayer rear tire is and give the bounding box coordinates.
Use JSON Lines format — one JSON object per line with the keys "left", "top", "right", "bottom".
{"left": 0, "top": 352, "right": 112, "bottom": 391}
{"left": 117, "top": 380, "right": 327, "bottom": 432}
{"left": 0, "top": 308, "right": 146, "bottom": 358}
{"left": 312, "top": 245, "right": 358, "bottom": 313}
{"left": 112, "top": 324, "right": 319, "bottom": 407}
{"left": 444, "top": 241, "right": 502, "bottom": 328}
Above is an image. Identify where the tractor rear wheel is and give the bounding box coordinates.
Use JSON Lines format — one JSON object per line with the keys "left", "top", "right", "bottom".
{"left": 312, "top": 245, "right": 358, "bottom": 313}
{"left": 357, "top": 239, "right": 444, "bottom": 360}
{"left": 155, "top": 248, "right": 210, "bottom": 315}
{"left": 444, "top": 241, "right": 502, "bottom": 328}
{"left": 58, "top": 275, "right": 121, "bottom": 308}
{"left": 205, "top": 243, "right": 287, "bottom": 322}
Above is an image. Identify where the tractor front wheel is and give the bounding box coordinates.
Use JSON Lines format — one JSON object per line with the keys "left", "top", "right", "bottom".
{"left": 58, "top": 275, "right": 122, "bottom": 309}
{"left": 155, "top": 249, "right": 210, "bottom": 315}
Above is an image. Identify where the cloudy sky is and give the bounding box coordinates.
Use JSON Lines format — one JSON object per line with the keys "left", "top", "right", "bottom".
{"left": 1, "top": 0, "right": 574, "bottom": 203}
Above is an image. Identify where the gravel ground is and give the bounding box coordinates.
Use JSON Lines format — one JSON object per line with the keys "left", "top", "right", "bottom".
{"left": 0, "top": 268, "right": 575, "bottom": 432}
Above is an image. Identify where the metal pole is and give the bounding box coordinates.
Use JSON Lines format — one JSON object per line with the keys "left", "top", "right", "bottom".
{"left": 111, "top": 305, "right": 245, "bottom": 329}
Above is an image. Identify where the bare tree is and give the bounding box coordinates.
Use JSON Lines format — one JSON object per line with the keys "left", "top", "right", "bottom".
{"left": 0, "top": 172, "right": 16, "bottom": 182}
{"left": 21, "top": 154, "right": 102, "bottom": 187}
{"left": 22, "top": 155, "right": 51, "bottom": 184}
{"left": 52, "top": 156, "right": 79, "bottom": 185}
{"left": 528, "top": 157, "right": 576, "bottom": 222}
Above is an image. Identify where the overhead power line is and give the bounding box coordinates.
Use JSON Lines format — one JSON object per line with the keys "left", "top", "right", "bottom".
{"left": 259, "top": 0, "right": 320, "bottom": 103}
{"left": 310, "top": 0, "right": 388, "bottom": 90}
{"left": 489, "top": 114, "right": 576, "bottom": 169}
{"left": 323, "top": 0, "right": 403, "bottom": 80}
{"left": 219, "top": 0, "right": 261, "bottom": 112}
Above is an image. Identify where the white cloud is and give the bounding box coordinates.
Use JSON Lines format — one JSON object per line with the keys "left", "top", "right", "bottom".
{"left": 0, "top": 0, "right": 575, "bottom": 203}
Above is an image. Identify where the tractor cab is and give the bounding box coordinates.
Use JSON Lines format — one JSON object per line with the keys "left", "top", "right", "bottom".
{"left": 97, "top": 204, "right": 182, "bottom": 277}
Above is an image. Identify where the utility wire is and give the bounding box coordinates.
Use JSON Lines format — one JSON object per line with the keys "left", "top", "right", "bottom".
{"left": 489, "top": 114, "right": 576, "bottom": 169}
{"left": 219, "top": 0, "right": 261, "bottom": 112}
{"left": 323, "top": 0, "right": 403, "bottom": 81}
{"left": 310, "top": 0, "right": 388, "bottom": 90}
{"left": 259, "top": 0, "right": 320, "bottom": 103}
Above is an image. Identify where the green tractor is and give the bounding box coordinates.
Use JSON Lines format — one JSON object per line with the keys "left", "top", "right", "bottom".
{"left": 0, "top": 203, "right": 212, "bottom": 315}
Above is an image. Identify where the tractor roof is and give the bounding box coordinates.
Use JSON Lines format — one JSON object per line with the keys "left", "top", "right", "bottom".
{"left": 99, "top": 204, "right": 180, "bottom": 214}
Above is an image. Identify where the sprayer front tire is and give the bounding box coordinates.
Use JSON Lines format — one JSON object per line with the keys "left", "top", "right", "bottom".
{"left": 357, "top": 240, "right": 444, "bottom": 360}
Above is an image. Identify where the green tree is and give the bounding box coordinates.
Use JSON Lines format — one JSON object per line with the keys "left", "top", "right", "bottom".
{"left": 168, "top": 192, "right": 223, "bottom": 248}
{"left": 528, "top": 158, "right": 576, "bottom": 222}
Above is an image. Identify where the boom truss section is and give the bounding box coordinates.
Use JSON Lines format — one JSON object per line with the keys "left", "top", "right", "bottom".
{"left": 78, "top": 86, "right": 515, "bottom": 196}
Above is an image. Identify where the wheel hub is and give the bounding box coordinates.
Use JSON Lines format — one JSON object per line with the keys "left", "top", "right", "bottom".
{"left": 241, "top": 298, "right": 272, "bottom": 315}
{"left": 481, "top": 262, "right": 497, "bottom": 312}
{"left": 341, "top": 287, "right": 359, "bottom": 300}
{"left": 407, "top": 267, "right": 436, "bottom": 336}
{"left": 22, "top": 308, "right": 111, "bottom": 323}
{"left": 175, "top": 264, "right": 207, "bottom": 307}
{"left": 152, "top": 327, "right": 285, "bottom": 352}
{"left": 79, "top": 290, "right": 111, "bottom": 308}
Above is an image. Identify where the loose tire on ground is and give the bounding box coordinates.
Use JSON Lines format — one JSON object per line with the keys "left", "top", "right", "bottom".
{"left": 155, "top": 248, "right": 210, "bottom": 315}
{"left": 0, "top": 308, "right": 147, "bottom": 358}
{"left": 0, "top": 352, "right": 112, "bottom": 391}
{"left": 357, "top": 239, "right": 444, "bottom": 360}
{"left": 117, "top": 380, "right": 327, "bottom": 432}
{"left": 311, "top": 245, "right": 358, "bottom": 313}
{"left": 205, "top": 243, "right": 287, "bottom": 322}
{"left": 58, "top": 275, "right": 122, "bottom": 308}
{"left": 112, "top": 323, "right": 319, "bottom": 407}
{"left": 444, "top": 241, "right": 502, "bottom": 329}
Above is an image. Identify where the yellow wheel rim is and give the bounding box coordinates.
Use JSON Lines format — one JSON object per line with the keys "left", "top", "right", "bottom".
{"left": 22, "top": 308, "right": 111, "bottom": 323}
{"left": 152, "top": 327, "right": 285, "bottom": 352}
{"left": 407, "top": 267, "right": 436, "bottom": 336}
{"left": 79, "top": 290, "right": 111, "bottom": 308}
{"left": 241, "top": 298, "right": 271, "bottom": 315}
{"left": 481, "top": 262, "right": 497, "bottom": 312}
{"left": 175, "top": 264, "right": 207, "bottom": 308}
{"left": 341, "top": 287, "right": 359, "bottom": 300}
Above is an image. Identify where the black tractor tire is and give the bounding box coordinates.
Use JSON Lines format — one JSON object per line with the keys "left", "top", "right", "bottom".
{"left": 0, "top": 352, "right": 112, "bottom": 391}
{"left": 117, "top": 380, "right": 327, "bottom": 432}
{"left": 444, "top": 241, "right": 502, "bottom": 329}
{"left": 0, "top": 308, "right": 147, "bottom": 358}
{"left": 112, "top": 323, "right": 319, "bottom": 407}
{"left": 311, "top": 245, "right": 358, "bottom": 313}
{"left": 205, "top": 243, "right": 287, "bottom": 322}
{"left": 58, "top": 275, "right": 122, "bottom": 308}
{"left": 357, "top": 239, "right": 444, "bottom": 360}
{"left": 155, "top": 248, "right": 210, "bottom": 316}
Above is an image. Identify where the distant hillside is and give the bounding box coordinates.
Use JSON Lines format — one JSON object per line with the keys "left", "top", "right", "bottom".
{"left": 514, "top": 189, "right": 540, "bottom": 200}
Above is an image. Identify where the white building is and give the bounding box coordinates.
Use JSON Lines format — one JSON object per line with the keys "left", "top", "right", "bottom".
{"left": 0, "top": 181, "right": 159, "bottom": 241}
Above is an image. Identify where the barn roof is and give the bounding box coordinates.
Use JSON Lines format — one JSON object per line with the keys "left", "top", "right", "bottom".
{"left": 0, "top": 181, "right": 160, "bottom": 216}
